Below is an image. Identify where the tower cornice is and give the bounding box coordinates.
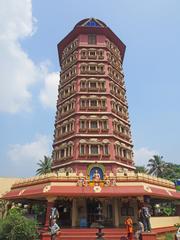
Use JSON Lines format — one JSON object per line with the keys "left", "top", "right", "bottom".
{"left": 57, "top": 25, "right": 126, "bottom": 65}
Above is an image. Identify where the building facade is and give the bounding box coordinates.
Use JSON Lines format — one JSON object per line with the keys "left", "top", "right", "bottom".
{"left": 52, "top": 18, "right": 134, "bottom": 176}
{"left": 3, "top": 18, "right": 180, "bottom": 240}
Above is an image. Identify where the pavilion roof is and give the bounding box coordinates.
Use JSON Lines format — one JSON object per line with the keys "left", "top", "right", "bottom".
{"left": 2, "top": 184, "right": 180, "bottom": 200}
{"left": 2, "top": 172, "right": 180, "bottom": 201}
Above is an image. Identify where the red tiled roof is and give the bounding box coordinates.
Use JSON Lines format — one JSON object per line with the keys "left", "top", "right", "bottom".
{"left": 2, "top": 184, "right": 180, "bottom": 200}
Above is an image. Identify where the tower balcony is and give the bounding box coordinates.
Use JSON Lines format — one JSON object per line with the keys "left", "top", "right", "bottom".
{"left": 53, "top": 156, "right": 74, "bottom": 165}
{"left": 112, "top": 109, "right": 128, "bottom": 121}
{"left": 101, "top": 128, "right": 109, "bottom": 133}
{"left": 55, "top": 130, "right": 75, "bottom": 141}
{"left": 113, "top": 131, "right": 131, "bottom": 142}
{"left": 88, "top": 87, "right": 99, "bottom": 92}
{"left": 100, "top": 106, "right": 107, "bottom": 111}
{"left": 60, "top": 109, "right": 75, "bottom": 118}
{"left": 87, "top": 154, "right": 101, "bottom": 160}
{"left": 87, "top": 106, "right": 99, "bottom": 111}
{"left": 79, "top": 106, "right": 107, "bottom": 112}
{"left": 87, "top": 128, "right": 100, "bottom": 133}
{"left": 80, "top": 87, "right": 106, "bottom": 92}
{"left": 101, "top": 154, "right": 110, "bottom": 160}
{"left": 115, "top": 156, "right": 133, "bottom": 165}
{"left": 78, "top": 154, "right": 101, "bottom": 160}
{"left": 79, "top": 127, "right": 109, "bottom": 134}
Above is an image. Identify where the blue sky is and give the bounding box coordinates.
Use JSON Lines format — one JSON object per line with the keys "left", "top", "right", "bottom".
{"left": 0, "top": 0, "right": 180, "bottom": 177}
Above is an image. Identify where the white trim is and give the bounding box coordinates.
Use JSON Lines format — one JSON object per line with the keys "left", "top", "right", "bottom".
{"left": 52, "top": 160, "right": 135, "bottom": 169}
{"left": 54, "top": 134, "right": 133, "bottom": 146}
{"left": 55, "top": 111, "right": 130, "bottom": 127}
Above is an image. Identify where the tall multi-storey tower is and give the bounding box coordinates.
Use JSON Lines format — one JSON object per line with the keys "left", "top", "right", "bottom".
{"left": 4, "top": 18, "right": 180, "bottom": 235}
{"left": 52, "top": 18, "right": 134, "bottom": 174}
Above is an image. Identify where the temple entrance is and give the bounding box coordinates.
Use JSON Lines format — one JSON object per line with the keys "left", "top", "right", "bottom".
{"left": 55, "top": 199, "right": 72, "bottom": 227}
{"left": 86, "top": 198, "right": 114, "bottom": 227}
{"left": 87, "top": 199, "right": 102, "bottom": 227}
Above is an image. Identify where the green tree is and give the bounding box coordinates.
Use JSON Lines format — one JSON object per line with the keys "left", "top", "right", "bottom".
{"left": 36, "top": 156, "right": 52, "bottom": 175}
{"left": 0, "top": 200, "right": 8, "bottom": 219}
{"left": 146, "top": 155, "right": 167, "bottom": 177}
{"left": 0, "top": 208, "right": 39, "bottom": 240}
{"left": 135, "top": 166, "right": 146, "bottom": 173}
{"left": 161, "top": 163, "right": 180, "bottom": 182}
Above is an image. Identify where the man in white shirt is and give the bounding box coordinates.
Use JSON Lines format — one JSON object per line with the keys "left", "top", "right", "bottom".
{"left": 50, "top": 218, "right": 60, "bottom": 240}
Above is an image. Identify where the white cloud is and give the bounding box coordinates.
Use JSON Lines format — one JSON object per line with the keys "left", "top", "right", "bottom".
{"left": 134, "top": 147, "right": 158, "bottom": 166}
{"left": 39, "top": 72, "right": 59, "bottom": 109}
{"left": 0, "top": 0, "right": 57, "bottom": 113}
{"left": 7, "top": 134, "right": 51, "bottom": 175}
{"left": 0, "top": 0, "right": 38, "bottom": 113}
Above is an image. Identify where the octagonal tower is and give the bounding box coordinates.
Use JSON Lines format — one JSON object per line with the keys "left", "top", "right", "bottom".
{"left": 52, "top": 18, "right": 134, "bottom": 174}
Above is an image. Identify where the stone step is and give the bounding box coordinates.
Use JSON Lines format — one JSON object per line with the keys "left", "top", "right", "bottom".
{"left": 60, "top": 236, "right": 127, "bottom": 240}
{"left": 59, "top": 229, "right": 128, "bottom": 240}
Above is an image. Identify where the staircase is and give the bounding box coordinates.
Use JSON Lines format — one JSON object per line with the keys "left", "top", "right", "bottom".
{"left": 58, "top": 228, "right": 128, "bottom": 240}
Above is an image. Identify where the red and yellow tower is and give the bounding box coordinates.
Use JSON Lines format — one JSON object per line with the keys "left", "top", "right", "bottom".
{"left": 52, "top": 18, "right": 134, "bottom": 175}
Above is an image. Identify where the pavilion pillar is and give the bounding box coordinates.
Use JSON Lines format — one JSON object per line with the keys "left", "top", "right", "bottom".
{"left": 113, "top": 198, "right": 119, "bottom": 227}
{"left": 44, "top": 197, "right": 56, "bottom": 229}
{"left": 175, "top": 204, "right": 180, "bottom": 216}
{"left": 72, "top": 198, "right": 77, "bottom": 227}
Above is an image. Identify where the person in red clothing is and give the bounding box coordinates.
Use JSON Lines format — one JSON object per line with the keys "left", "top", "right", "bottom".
{"left": 125, "top": 216, "right": 133, "bottom": 240}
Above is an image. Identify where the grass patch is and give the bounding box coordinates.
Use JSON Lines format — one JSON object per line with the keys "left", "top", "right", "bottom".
{"left": 165, "top": 233, "right": 174, "bottom": 240}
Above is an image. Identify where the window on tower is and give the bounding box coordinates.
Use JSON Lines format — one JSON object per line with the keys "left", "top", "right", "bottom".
{"left": 80, "top": 81, "right": 86, "bottom": 90}
{"left": 62, "top": 126, "right": 66, "bottom": 133}
{"left": 90, "top": 120, "right": 98, "bottom": 129}
{"left": 80, "top": 120, "right": 85, "bottom": 129}
{"left": 90, "top": 145, "right": 99, "bottom": 155}
{"left": 60, "top": 149, "right": 65, "bottom": 158}
{"left": 90, "top": 82, "right": 97, "bottom": 88}
{"left": 88, "top": 34, "right": 96, "bottom": 45}
{"left": 90, "top": 100, "right": 98, "bottom": 107}
{"left": 102, "top": 120, "right": 108, "bottom": 130}
{"left": 90, "top": 66, "right": 96, "bottom": 71}
{"left": 89, "top": 51, "right": 95, "bottom": 56}
{"left": 103, "top": 144, "right": 109, "bottom": 155}
{"left": 80, "top": 144, "right": 85, "bottom": 155}
{"left": 81, "top": 99, "right": 86, "bottom": 107}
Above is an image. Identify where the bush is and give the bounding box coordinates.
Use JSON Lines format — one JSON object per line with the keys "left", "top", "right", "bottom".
{"left": 0, "top": 208, "right": 39, "bottom": 240}
{"left": 165, "top": 233, "right": 174, "bottom": 240}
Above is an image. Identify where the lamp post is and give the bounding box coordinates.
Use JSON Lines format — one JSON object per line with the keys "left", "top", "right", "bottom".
{"left": 96, "top": 203, "right": 104, "bottom": 240}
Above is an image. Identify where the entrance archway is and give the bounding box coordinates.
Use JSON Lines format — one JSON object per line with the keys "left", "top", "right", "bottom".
{"left": 55, "top": 199, "right": 72, "bottom": 227}
{"left": 86, "top": 199, "right": 102, "bottom": 227}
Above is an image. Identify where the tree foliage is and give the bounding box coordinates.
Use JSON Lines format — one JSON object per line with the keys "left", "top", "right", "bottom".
{"left": 0, "top": 208, "right": 39, "bottom": 240}
{"left": 136, "top": 154, "right": 180, "bottom": 182}
{"left": 36, "top": 155, "right": 52, "bottom": 175}
{"left": 161, "top": 163, "right": 180, "bottom": 182}
{"left": 135, "top": 166, "right": 146, "bottom": 173}
{"left": 146, "top": 155, "right": 167, "bottom": 177}
{"left": 0, "top": 200, "right": 8, "bottom": 219}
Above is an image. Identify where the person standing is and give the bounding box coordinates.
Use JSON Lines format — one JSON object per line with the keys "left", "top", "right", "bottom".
{"left": 125, "top": 216, "right": 133, "bottom": 240}
{"left": 50, "top": 218, "right": 60, "bottom": 240}
{"left": 141, "top": 204, "right": 151, "bottom": 232}
{"left": 134, "top": 220, "right": 144, "bottom": 240}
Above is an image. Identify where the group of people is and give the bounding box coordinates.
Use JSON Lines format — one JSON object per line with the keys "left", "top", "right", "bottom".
{"left": 125, "top": 203, "right": 151, "bottom": 240}
{"left": 49, "top": 203, "right": 151, "bottom": 240}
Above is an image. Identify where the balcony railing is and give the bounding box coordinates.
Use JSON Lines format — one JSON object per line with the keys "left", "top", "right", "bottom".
{"left": 87, "top": 128, "right": 100, "bottom": 133}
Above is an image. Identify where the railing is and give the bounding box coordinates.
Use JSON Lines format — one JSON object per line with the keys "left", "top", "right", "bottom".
{"left": 12, "top": 172, "right": 175, "bottom": 189}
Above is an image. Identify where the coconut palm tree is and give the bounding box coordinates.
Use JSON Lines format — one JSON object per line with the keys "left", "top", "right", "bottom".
{"left": 36, "top": 156, "right": 52, "bottom": 175}
{"left": 146, "top": 155, "right": 167, "bottom": 177}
